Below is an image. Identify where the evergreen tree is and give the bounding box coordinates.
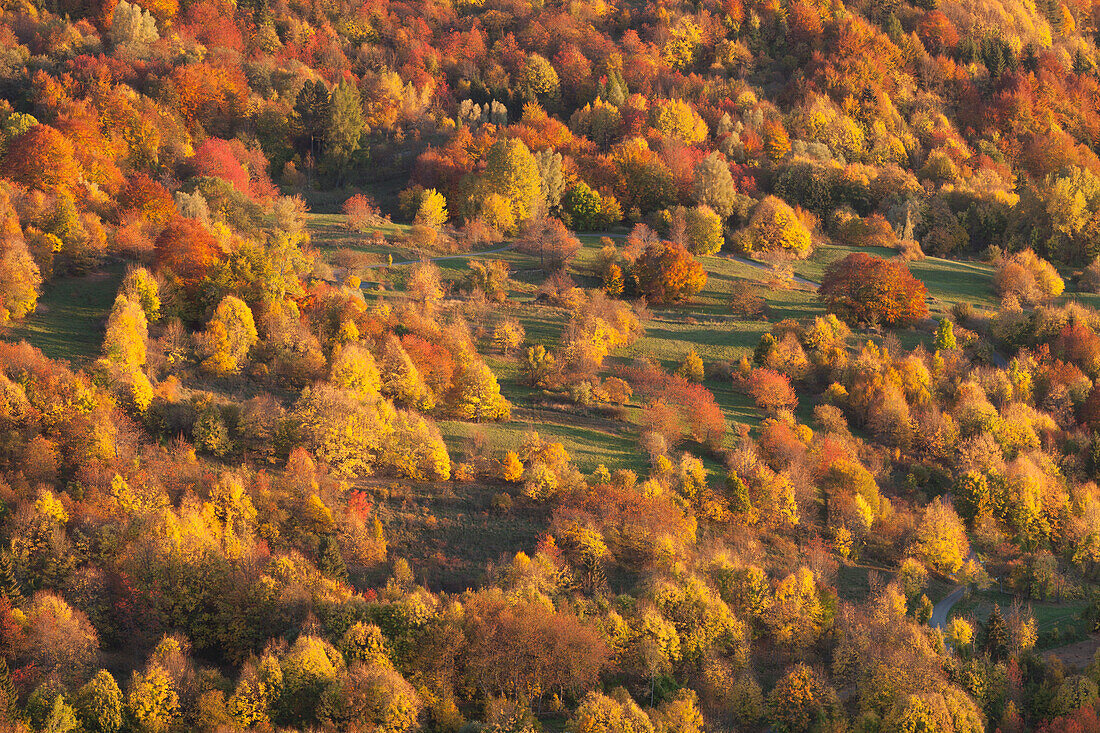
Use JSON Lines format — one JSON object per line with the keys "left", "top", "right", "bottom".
{"left": 885, "top": 13, "right": 903, "bottom": 41}
{"left": 916, "top": 594, "right": 934, "bottom": 623}
{"left": 983, "top": 604, "right": 1011, "bottom": 661}
{"left": 324, "top": 80, "right": 364, "bottom": 183}
{"left": 754, "top": 333, "right": 778, "bottom": 366}
{"left": 0, "top": 657, "right": 15, "bottom": 715}
{"left": 317, "top": 535, "right": 349, "bottom": 582}
{"left": 935, "top": 318, "right": 957, "bottom": 350}
{"left": 726, "top": 470, "right": 752, "bottom": 514}
{"left": 294, "top": 80, "right": 331, "bottom": 181}
{"left": 0, "top": 554, "right": 22, "bottom": 605}
{"left": 1021, "top": 42, "right": 1040, "bottom": 72}
{"left": 76, "top": 671, "right": 123, "bottom": 733}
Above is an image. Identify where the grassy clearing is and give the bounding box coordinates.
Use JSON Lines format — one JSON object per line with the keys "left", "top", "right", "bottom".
{"left": 311, "top": 214, "right": 1004, "bottom": 458}
{"left": 7, "top": 263, "right": 124, "bottom": 364}
{"left": 311, "top": 214, "right": 833, "bottom": 458}
{"left": 306, "top": 212, "right": 413, "bottom": 258}
{"left": 788, "top": 242, "right": 999, "bottom": 314}
{"left": 302, "top": 214, "right": 1010, "bottom": 595}
{"left": 835, "top": 562, "right": 956, "bottom": 604}
{"left": 439, "top": 416, "right": 645, "bottom": 476}
{"left": 949, "top": 589, "right": 1091, "bottom": 650}
{"left": 908, "top": 257, "right": 999, "bottom": 315}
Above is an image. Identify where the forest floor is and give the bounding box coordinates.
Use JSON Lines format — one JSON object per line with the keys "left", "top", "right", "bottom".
{"left": 1044, "top": 634, "right": 1100, "bottom": 671}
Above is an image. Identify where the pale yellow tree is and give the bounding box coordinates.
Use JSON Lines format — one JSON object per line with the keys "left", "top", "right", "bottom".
{"left": 414, "top": 189, "right": 448, "bottom": 228}
{"left": 103, "top": 293, "right": 148, "bottom": 369}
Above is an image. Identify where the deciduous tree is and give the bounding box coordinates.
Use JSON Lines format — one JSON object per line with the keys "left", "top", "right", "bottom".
{"left": 819, "top": 253, "right": 928, "bottom": 326}
{"left": 631, "top": 240, "right": 707, "bottom": 303}
{"left": 199, "top": 295, "right": 258, "bottom": 376}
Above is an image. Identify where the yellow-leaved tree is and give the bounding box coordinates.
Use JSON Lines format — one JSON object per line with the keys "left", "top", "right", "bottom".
{"left": 200, "top": 295, "right": 258, "bottom": 376}
{"left": 379, "top": 335, "right": 434, "bottom": 411}
{"left": 766, "top": 568, "right": 825, "bottom": 651}
{"left": 98, "top": 292, "right": 152, "bottom": 413}
{"left": 414, "top": 188, "right": 448, "bottom": 229}
{"left": 480, "top": 138, "right": 542, "bottom": 225}
{"left": 103, "top": 293, "right": 148, "bottom": 369}
{"left": 650, "top": 99, "right": 708, "bottom": 143}
{"left": 330, "top": 344, "right": 382, "bottom": 399}
{"left": 910, "top": 497, "right": 970, "bottom": 574}
{"left": 742, "top": 196, "right": 812, "bottom": 258}
{"left": 449, "top": 347, "right": 511, "bottom": 421}
{"left": 381, "top": 410, "right": 451, "bottom": 481}
{"left": 120, "top": 266, "right": 160, "bottom": 322}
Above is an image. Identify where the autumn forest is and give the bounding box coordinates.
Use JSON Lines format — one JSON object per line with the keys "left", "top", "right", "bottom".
{"left": 3, "top": 0, "right": 1100, "bottom": 729}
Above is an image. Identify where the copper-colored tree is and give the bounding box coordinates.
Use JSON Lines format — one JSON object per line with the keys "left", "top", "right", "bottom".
{"left": 819, "top": 253, "right": 928, "bottom": 326}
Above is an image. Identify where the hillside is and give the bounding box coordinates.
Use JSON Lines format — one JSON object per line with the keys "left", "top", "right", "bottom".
{"left": 1, "top": 0, "right": 1100, "bottom": 730}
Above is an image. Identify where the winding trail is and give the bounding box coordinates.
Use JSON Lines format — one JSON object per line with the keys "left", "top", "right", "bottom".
{"left": 725, "top": 254, "right": 820, "bottom": 289}
{"left": 359, "top": 242, "right": 516, "bottom": 268}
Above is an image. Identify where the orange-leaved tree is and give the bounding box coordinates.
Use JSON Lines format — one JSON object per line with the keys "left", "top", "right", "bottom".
{"left": 154, "top": 216, "right": 223, "bottom": 302}
{"left": 819, "top": 253, "right": 928, "bottom": 326}
{"left": 630, "top": 239, "right": 707, "bottom": 304}
{"left": 2, "top": 125, "right": 80, "bottom": 191}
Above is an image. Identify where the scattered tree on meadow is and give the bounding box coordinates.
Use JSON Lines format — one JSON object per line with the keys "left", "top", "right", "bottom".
{"left": 993, "top": 249, "right": 1065, "bottom": 305}
{"left": 748, "top": 368, "right": 798, "bottom": 413}
{"left": 741, "top": 197, "right": 812, "bottom": 258}
{"left": 935, "top": 317, "right": 957, "bottom": 350}
{"left": 630, "top": 239, "right": 707, "bottom": 304}
{"left": 449, "top": 348, "right": 511, "bottom": 421}
{"left": 343, "top": 194, "right": 384, "bottom": 232}
{"left": 819, "top": 253, "right": 929, "bottom": 326}
{"left": 516, "top": 217, "right": 581, "bottom": 270}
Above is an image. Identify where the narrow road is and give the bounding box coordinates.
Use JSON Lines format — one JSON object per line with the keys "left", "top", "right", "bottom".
{"left": 929, "top": 492, "right": 978, "bottom": 632}
{"left": 931, "top": 585, "right": 967, "bottom": 629}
